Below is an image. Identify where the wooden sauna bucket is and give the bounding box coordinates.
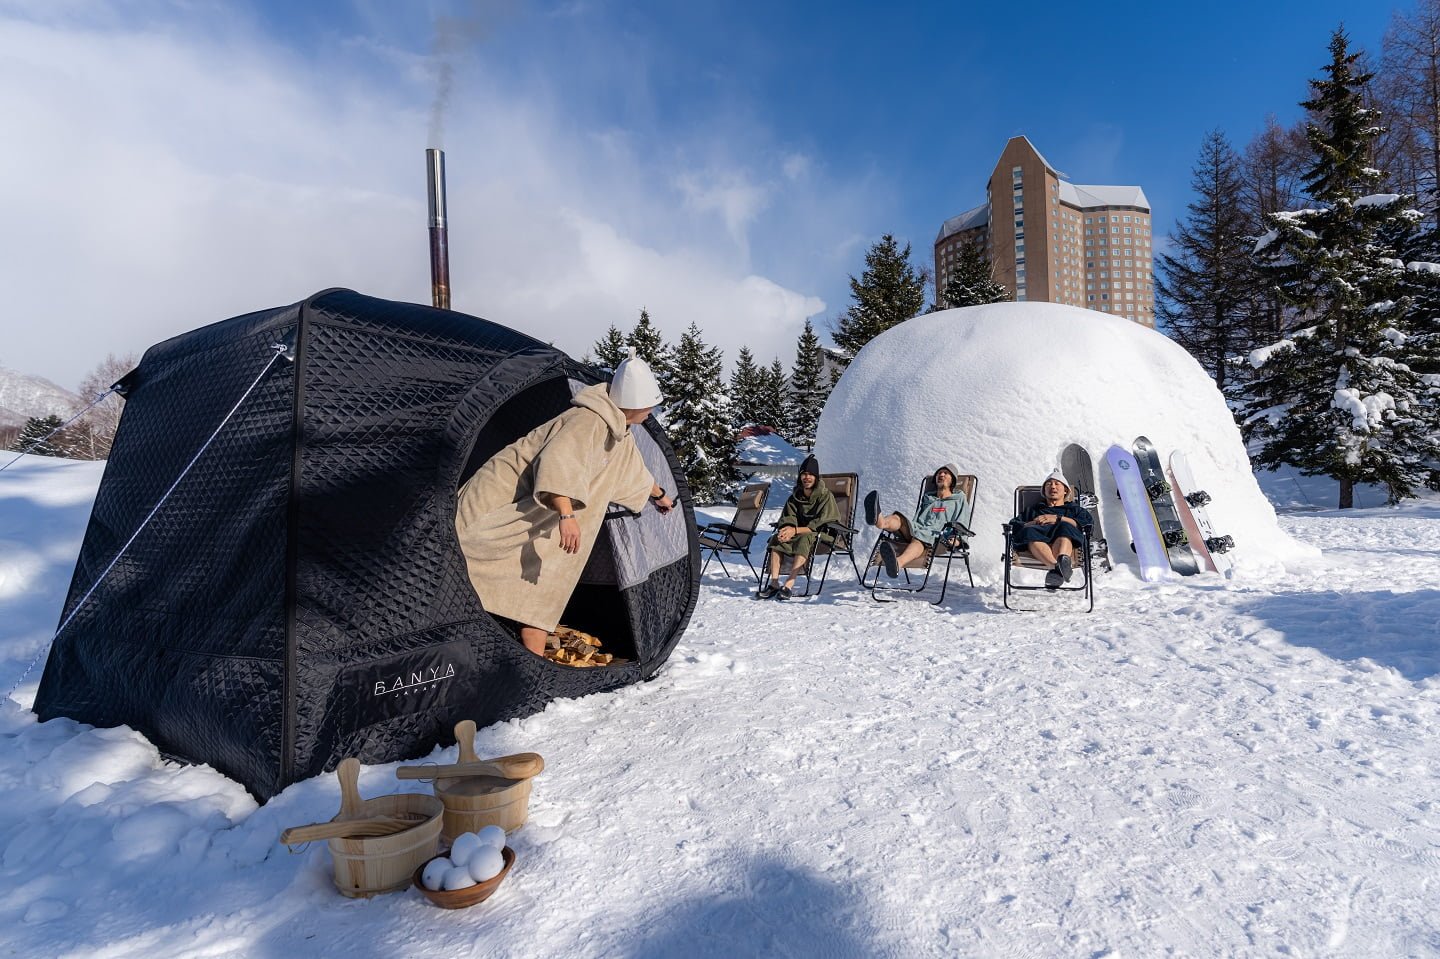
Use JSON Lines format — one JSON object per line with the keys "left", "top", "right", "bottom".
{"left": 327, "top": 760, "right": 445, "bottom": 898}
{"left": 434, "top": 721, "right": 540, "bottom": 841}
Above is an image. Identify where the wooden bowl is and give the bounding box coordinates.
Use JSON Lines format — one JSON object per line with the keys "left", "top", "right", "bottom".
{"left": 412, "top": 846, "right": 516, "bottom": 909}
{"left": 328, "top": 793, "right": 445, "bottom": 898}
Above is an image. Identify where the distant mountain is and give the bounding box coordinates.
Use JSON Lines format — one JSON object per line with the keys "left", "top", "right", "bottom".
{"left": 0, "top": 367, "right": 80, "bottom": 430}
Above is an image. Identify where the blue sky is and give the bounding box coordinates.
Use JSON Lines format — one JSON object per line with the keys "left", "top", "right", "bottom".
{"left": 0, "top": 0, "right": 1401, "bottom": 386}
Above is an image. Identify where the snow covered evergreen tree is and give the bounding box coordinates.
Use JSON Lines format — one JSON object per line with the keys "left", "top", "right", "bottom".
{"left": 938, "top": 238, "right": 1012, "bottom": 309}
{"left": 728, "top": 346, "right": 762, "bottom": 429}
{"left": 1246, "top": 28, "right": 1440, "bottom": 507}
{"left": 11, "top": 414, "right": 70, "bottom": 458}
{"left": 589, "top": 325, "right": 627, "bottom": 375}
{"left": 1156, "top": 130, "right": 1260, "bottom": 395}
{"left": 832, "top": 234, "right": 927, "bottom": 360}
{"left": 786, "top": 320, "right": 829, "bottom": 450}
{"left": 752, "top": 359, "right": 788, "bottom": 436}
{"left": 625, "top": 309, "right": 673, "bottom": 392}
{"left": 664, "top": 323, "right": 735, "bottom": 503}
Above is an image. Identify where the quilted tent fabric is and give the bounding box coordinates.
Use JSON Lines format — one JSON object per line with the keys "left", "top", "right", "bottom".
{"left": 33, "top": 289, "right": 700, "bottom": 800}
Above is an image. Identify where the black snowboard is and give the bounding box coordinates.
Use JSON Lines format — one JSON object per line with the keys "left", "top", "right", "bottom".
{"left": 1132, "top": 436, "right": 1199, "bottom": 575}
{"left": 1060, "top": 443, "right": 1110, "bottom": 571}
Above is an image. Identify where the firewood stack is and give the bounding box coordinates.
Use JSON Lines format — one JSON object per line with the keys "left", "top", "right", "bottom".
{"left": 543, "top": 626, "right": 615, "bottom": 667}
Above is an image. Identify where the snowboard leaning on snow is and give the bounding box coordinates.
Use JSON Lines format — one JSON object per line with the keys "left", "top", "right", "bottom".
{"left": 1167, "top": 451, "right": 1235, "bottom": 575}
{"left": 1132, "top": 437, "right": 1199, "bottom": 576}
{"left": 1060, "top": 443, "right": 1109, "bottom": 572}
{"left": 1103, "top": 444, "right": 1170, "bottom": 582}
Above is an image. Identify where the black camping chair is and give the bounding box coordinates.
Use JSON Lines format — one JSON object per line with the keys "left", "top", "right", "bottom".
{"left": 755, "top": 473, "right": 861, "bottom": 599}
{"left": 697, "top": 481, "right": 772, "bottom": 581}
{"left": 1002, "top": 485, "right": 1095, "bottom": 612}
{"left": 861, "top": 474, "right": 977, "bottom": 604}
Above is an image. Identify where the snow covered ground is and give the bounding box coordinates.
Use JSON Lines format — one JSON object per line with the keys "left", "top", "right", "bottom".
{"left": 3, "top": 454, "right": 1439, "bottom": 957}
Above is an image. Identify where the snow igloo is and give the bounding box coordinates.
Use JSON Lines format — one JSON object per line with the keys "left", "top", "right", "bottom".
{"left": 814, "top": 302, "right": 1313, "bottom": 581}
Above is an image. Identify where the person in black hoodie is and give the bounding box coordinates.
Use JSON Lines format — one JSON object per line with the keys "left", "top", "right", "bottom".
{"left": 760, "top": 454, "right": 839, "bottom": 600}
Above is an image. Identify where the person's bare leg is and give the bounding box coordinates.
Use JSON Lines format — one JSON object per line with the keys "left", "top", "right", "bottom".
{"left": 1028, "top": 541, "right": 1057, "bottom": 566}
{"left": 520, "top": 626, "right": 548, "bottom": 655}
{"left": 1057, "top": 539, "right": 1075, "bottom": 561}
{"left": 782, "top": 554, "right": 808, "bottom": 588}
{"left": 876, "top": 513, "right": 903, "bottom": 532}
{"left": 768, "top": 548, "right": 782, "bottom": 581}
{"left": 895, "top": 540, "right": 927, "bottom": 568}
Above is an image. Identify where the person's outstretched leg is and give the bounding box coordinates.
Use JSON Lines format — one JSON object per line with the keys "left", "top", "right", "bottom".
{"left": 520, "top": 625, "right": 549, "bottom": 655}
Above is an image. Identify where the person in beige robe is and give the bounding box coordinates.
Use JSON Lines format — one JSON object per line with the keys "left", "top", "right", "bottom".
{"left": 456, "top": 358, "right": 673, "bottom": 655}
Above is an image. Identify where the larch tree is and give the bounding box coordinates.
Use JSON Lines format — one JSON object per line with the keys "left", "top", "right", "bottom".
{"left": 1155, "top": 130, "right": 1259, "bottom": 395}
{"left": 1245, "top": 28, "right": 1440, "bottom": 507}
{"left": 831, "top": 234, "right": 927, "bottom": 360}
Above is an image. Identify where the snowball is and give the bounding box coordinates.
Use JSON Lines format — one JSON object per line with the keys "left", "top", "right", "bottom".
{"left": 815, "top": 302, "right": 1314, "bottom": 580}
{"left": 421, "top": 857, "right": 452, "bottom": 891}
{"left": 442, "top": 865, "right": 477, "bottom": 890}
{"left": 475, "top": 825, "right": 507, "bottom": 849}
{"left": 467, "top": 844, "right": 505, "bottom": 883}
{"left": 449, "top": 832, "right": 483, "bottom": 864}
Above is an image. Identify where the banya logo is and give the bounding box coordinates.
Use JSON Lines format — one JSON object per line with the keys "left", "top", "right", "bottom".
{"left": 374, "top": 663, "right": 457, "bottom": 698}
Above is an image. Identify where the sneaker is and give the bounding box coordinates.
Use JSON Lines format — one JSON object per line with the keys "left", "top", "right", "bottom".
{"left": 1057, "top": 554, "right": 1073, "bottom": 583}
{"left": 777, "top": 586, "right": 793, "bottom": 601}
{"left": 1044, "top": 568, "right": 1063, "bottom": 589}
{"left": 879, "top": 540, "right": 899, "bottom": 578}
{"left": 757, "top": 583, "right": 779, "bottom": 600}
{"left": 864, "top": 490, "right": 880, "bottom": 527}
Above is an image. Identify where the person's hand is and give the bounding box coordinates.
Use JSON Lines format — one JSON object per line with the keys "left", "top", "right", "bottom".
{"left": 653, "top": 494, "right": 674, "bottom": 514}
{"left": 1037, "top": 514, "right": 1057, "bottom": 526}
{"left": 558, "top": 516, "right": 581, "bottom": 553}
{"left": 776, "top": 526, "right": 794, "bottom": 543}
{"left": 1061, "top": 516, "right": 1077, "bottom": 527}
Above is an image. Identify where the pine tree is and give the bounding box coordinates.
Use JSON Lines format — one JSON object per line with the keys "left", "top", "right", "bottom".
{"left": 728, "top": 346, "right": 762, "bottom": 429}
{"left": 939, "top": 238, "right": 1013, "bottom": 309}
{"left": 1155, "top": 131, "right": 1260, "bottom": 395}
{"left": 625, "top": 308, "right": 673, "bottom": 392}
{"left": 663, "top": 323, "right": 735, "bottom": 503}
{"left": 589, "top": 326, "right": 627, "bottom": 375}
{"left": 1245, "top": 28, "right": 1440, "bottom": 507}
{"left": 786, "top": 320, "right": 829, "bottom": 450}
{"left": 832, "top": 234, "right": 927, "bottom": 359}
{"left": 11, "top": 414, "right": 69, "bottom": 458}
{"left": 752, "top": 359, "right": 788, "bottom": 436}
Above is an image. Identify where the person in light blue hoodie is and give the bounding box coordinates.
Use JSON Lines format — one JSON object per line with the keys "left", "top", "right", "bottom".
{"left": 863, "top": 463, "right": 966, "bottom": 577}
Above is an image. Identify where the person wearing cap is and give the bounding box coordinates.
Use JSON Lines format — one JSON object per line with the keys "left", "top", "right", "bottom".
{"left": 454, "top": 350, "right": 675, "bottom": 655}
{"left": 864, "top": 463, "right": 967, "bottom": 578}
{"left": 1013, "top": 467, "right": 1092, "bottom": 587}
{"left": 760, "top": 454, "right": 839, "bottom": 600}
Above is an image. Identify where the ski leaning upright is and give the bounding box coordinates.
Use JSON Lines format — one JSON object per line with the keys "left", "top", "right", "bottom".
{"left": 1131, "top": 436, "right": 1199, "bottom": 576}
{"left": 1167, "top": 450, "right": 1235, "bottom": 576}
{"left": 1060, "top": 443, "right": 1110, "bottom": 572}
{"left": 1103, "top": 444, "right": 1170, "bottom": 582}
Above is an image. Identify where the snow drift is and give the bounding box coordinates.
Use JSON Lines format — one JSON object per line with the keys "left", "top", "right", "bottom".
{"left": 815, "top": 302, "right": 1313, "bottom": 580}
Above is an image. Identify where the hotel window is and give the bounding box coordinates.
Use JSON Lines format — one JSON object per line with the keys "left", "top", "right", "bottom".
{"left": 1087, "top": 294, "right": 1095, "bottom": 301}
{"left": 1111, "top": 216, "right": 1119, "bottom": 222}
{"left": 1123, "top": 215, "right": 1131, "bottom": 222}
{"left": 1101, "top": 293, "right": 1109, "bottom": 300}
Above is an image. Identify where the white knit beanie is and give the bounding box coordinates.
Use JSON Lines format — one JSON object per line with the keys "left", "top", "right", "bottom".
{"left": 608, "top": 348, "right": 664, "bottom": 408}
{"left": 1044, "top": 467, "right": 1070, "bottom": 491}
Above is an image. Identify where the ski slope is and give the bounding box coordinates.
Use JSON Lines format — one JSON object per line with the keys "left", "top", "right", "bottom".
{"left": 1, "top": 454, "right": 1437, "bottom": 957}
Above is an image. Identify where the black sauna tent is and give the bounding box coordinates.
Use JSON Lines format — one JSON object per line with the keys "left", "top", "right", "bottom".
{"left": 34, "top": 289, "right": 701, "bottom": 801}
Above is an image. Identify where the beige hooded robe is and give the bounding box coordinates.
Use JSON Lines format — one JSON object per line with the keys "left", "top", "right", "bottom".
{"left": 455, "top": 384, "right": 657, "bottom": 632}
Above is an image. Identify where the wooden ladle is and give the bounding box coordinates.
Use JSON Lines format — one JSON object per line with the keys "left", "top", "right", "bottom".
{"left": 394, "top": 720, "right": 545, "bottom": 781}
{"left": 279, "top": 757, "right": 424, "bottom": 845}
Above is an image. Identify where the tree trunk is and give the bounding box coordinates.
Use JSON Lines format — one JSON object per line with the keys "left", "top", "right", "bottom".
{"left": 1338, "top": 476, "right": 1354, "bottom": 509}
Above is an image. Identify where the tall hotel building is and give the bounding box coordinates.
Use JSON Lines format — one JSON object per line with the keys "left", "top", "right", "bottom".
{"left": 935, "top": 136, "right": 1155, "bottom": 327}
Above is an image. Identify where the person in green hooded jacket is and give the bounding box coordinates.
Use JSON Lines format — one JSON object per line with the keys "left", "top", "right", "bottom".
{"left": 760, "top": 454, "right": 839, "bottom": 600}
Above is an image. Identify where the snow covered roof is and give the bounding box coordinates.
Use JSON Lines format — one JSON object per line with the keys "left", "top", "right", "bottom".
{"left": 936, "top": 202, "right": 991, "bottom": 242}
{"left": 1021, "top": 136, "right": 1066, "bottom": 179}
{"left": 736, "top": 431, "right": 805, "bottom": 466}
{"left": 1059, "top": 181, "right": 1150, "bottom": 211}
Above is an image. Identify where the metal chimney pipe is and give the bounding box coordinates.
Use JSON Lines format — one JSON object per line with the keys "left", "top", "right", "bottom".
{"left": 426, "top": 148, "right": 451, "bottom": 310}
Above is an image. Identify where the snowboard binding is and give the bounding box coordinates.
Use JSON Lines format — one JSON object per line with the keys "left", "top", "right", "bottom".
{"left": 1185, "top": 490, "right": 1212, "bottom": 508}
{"left": 1205, "top": 534, "right": 1235, "bottom": 554}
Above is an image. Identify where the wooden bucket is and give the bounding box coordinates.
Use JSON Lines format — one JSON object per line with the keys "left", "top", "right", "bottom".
{"left": 326, "top": 760, "right": 444, "bottom": 898}
{"left": 435, "top": 721, "right": 539, "bottom": 841}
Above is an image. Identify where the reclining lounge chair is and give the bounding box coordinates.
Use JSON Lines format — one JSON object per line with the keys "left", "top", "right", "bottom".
{"left": 861, "top": 474, "right": 977, "bottom": 604}
{"left": 1002, "top": 485, "right": 1095, "bottom": 612}
{"left": 697, "top": 481, "right": 771, "bottom": 581}
{"left": 755, "top": 472, "right": 860, "bottom": 599}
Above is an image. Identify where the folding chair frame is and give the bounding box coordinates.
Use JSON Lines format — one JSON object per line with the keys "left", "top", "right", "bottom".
{"left": 860, "top": 475, "right": 978, "bottom": 605}
{"left": 1002, "top": 485, "right": 1095, "bottom": 612}
{"left": 697, "top": 481, "right": 771, "bottom": 582}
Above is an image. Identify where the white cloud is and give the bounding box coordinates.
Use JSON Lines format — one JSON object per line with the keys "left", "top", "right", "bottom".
{"left": 0, "top": 5, "right": 871, "bottom": 388}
